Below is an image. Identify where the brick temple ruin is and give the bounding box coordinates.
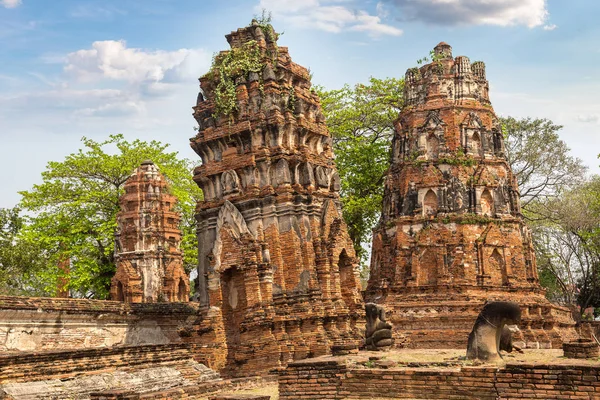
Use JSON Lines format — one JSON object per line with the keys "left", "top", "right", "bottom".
{"left": 110, "top": 160, "right": 190, "bottom": 303}
{"left": 188, "top": 21, "right": 364, "bottom": 375}
{"left": 365, "top": 42, "right": 576, "bottom": 349}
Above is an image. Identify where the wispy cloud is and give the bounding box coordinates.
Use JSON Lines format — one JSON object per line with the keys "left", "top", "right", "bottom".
{"left": 543, "top": 24, "right": 557, "bottom": 31}
{"left": 384, "top": 0, "right": 549, "bottom": 28}
{"left": 1, "top": 0, "right": 21, "bottom": 9}
{"left": 256, "top": 0, "right": 403, "bottom": 37}
{"left": 576, "top": 114, "right": 600, "bottom": 124}
{"left": 69, "top": 3, "right": 126, "bottom": 20}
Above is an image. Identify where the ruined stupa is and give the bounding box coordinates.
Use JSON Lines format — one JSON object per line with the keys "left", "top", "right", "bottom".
{"left": 189, "top": 21, "right": 364, "bottom": 374}
{"left": 366, "top": 43, "right": 575, "bottom": 349}
{"left": 110, "top": 160, "right": 190, "bottom": 303}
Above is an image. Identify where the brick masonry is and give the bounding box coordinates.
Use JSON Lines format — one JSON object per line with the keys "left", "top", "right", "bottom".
{"left": 189, "top": 21, "right": 364, "bottom": 376}
{"left": 278, "top": 357, "right": 600, "bottom": 399}
{"left": 563, "top": 339, "right": 600, "bottom": 359}
{"left": 365, "top": 42, "right": 576, "bottom": 349}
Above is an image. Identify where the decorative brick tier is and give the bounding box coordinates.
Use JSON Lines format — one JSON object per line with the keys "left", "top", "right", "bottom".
{"left": 278, "top": 356, "right": 600, "bottom": 399}
{"left": 366, "top": 42, "right": 576, "bottom": 348}
{"left": 563, "top": 339, "right": 600, "bottom": 359}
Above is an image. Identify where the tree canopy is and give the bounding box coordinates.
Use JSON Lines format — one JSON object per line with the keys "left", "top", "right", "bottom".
{"left": 316, "top": 77, "right": 404, "bottom": 270}
{"left": 502, "top": 117, "right": 587, "bottom": 217}
{"left": 17, "top": 134, "right": 202, "bottom": 299}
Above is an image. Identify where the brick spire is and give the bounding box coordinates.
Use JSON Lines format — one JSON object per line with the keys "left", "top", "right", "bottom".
{"left": 366, "top": 43, "right": 575, "bottom": 349}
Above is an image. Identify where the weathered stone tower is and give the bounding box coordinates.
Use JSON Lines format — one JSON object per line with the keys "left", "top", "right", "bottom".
{"left": 366, "top": 43, "right": 575, "bottom": 349}
{"left": 189, "top": 22, "right": 363, "bottom": 374}
{"left": 111, "top": 161, "right": 190, "bottom": 303}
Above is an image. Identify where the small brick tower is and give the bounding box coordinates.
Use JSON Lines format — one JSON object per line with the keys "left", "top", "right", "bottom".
{"left": 190, "top": 21, "right": 363, "bottom": 374}
{"left": 366, "top": 43, "right": 575, "bottom": 349}
{"left": 110, "top": 160, "right": 190, "bottom": 303}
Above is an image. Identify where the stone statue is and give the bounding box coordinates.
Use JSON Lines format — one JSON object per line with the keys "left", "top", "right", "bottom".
{"left": 466, "top": 301, "right": 521, "bottom": 361}
{"left": 499, "top": 324, "right": 523, "bottom": 354}
{"left": 365, "top": 303, "right": 394, "bottom": 351}
{"left": 401, "top": 182, "right": 418, "bottom": 216}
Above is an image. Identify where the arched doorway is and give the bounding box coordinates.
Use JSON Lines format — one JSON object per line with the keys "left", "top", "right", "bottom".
{"left": 220, "top": 267, "right": 246, "bottom": 364}
{"left": 488, "top": 248, "right": 507, "bottom": 286}
{"left": 178, "top": 277, "right": 187, "bottom": 301}
{"left": 481, "top": 189, "right": 494, "bottom": 216}
{"left": 115, "top": 281, "right": 125, "bottom": 302}
{"left": 338, "top": 249, "right": 356, "bottom": 308}
{"left": 470, "top": 131, "right": 481, "bottom": 156}
{"left": 418, "top": 248, "right": 438, "bottom": 286}
{"left": 426, "top": 134, "right": 439, "bottom": 160}
{"left": 423, "top": 189, "right": 438, "bottom": 217}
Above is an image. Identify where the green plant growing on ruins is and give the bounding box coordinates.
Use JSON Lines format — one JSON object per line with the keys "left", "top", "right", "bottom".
{"left": 416, "top": 49, "right": 444, "bottom": 74}
{"left": 204, "top": 14, "right": 282, "bottom": 120}
{"left": 253, "top": 9, "right": 279, "bottom": 43}
{"left": 206, "top": 40, "right": 263, "bottom": 119}
{"left": 438, "top": 151, "right": 477, "bottom": 167}
{"left": 18, "top": 134, "right": 202, "bottom": 299}
{"left": 287, "top": 86, "right": 296, "bottom": 112}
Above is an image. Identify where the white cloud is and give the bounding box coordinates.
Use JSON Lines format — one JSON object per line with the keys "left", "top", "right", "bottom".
{"left": 385, "top": 0, "right": 549, "bottom": 28}
{"left": 543, "top": 24, "right": 557, "bottom": 31}
{"left": 64, "top": 40, "right": 210, "bottom": 84}
{"left": 257, "top": 0, "right": 402, "bottom": 37}
{"left": 74, "top": 101, "right": 146, "bottom": 118}
{"left": 1, "top": 0, "right": 21, "bottom": 9}
{"left": 576, "top": 114, "right": 600, "bottom": 124}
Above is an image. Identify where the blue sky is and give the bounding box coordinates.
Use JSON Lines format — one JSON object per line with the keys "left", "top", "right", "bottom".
{"left": 1, "top": 0, "right": 599, "bottom": 208}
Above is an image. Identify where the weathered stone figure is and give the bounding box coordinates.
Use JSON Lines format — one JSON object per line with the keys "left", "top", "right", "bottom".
{"left": 499, "top": 324, "right": 523, "bottom": 354}
{"left": 365, "top": 303, "right": 394, "bottom": 351}
{"left": 467, "top": 301, "right": 521, "bottom": 361}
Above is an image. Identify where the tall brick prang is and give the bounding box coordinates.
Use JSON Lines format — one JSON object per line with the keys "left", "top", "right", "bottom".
{"left": 366, "top": 42, "right": 575, "bottom": 349}
{"left": 110, "top": 160, "right": 190, "bottom": 303}
{"left": 190, "top": 21, "right": 364, "bottom": 375}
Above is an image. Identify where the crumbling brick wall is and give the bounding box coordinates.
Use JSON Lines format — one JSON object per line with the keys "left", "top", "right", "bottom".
{"left": 278, "top": 358, "right": 600, "bottom": 399}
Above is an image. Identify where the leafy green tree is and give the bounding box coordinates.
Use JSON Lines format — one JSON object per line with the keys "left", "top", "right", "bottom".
{"left": 0, "top": 208, "right": 41, "bottom": 295}
{"left": 19, "top": 134, "right": 202, "bottom": 299}
{"left": 529, "top": 176, "right": 600, "bottom": 313}
{"left": 501, "top": 117, "right": 587, "bottom": 217}
{"left": 317, "top": 77, "right": 404, "bottom": 271}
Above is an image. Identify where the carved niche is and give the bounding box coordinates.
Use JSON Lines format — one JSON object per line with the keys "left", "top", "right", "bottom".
{"left": 445, "top": 176, "right": 467, "bottom": 213}
{"left": 462, "top": 112, "right": 486, "bottom": 156}
{"left": 314, "top": 165, "right": 329, "bottom": 188}
{"left": 401, "top": 182, "right": 418, "bottom": 216}
{"left": 272, "top": 159, "right": 291, "bottom": 187}
{"left": 420, "top": 111, "right": 446, "bottom": 159}
{"left": 221, "top": 170, "right": 240, "bottom": 195}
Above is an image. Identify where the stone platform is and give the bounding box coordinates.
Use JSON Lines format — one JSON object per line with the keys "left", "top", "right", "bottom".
{"left": 367, "top": 286, "right": 577, "bottom": 349}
